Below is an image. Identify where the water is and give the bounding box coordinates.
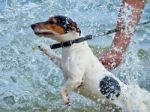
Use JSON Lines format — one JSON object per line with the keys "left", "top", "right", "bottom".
{"left": 0, "top": 0, "right": 150, "bottom": 111}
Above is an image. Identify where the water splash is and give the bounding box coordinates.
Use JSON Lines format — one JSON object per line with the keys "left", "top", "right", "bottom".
{"left": 0, "top": 0, "right": 150, "bottom": 111}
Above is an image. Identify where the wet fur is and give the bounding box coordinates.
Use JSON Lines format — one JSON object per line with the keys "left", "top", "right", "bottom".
{"left": 31, "top": 15, "right": 148, "bottom": 112}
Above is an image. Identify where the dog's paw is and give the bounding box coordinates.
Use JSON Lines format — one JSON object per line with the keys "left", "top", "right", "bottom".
{"left": 64, "top": 97, "right": 71, "bottom": 106}
{"left": 77, "top": 81, "right": 84, "bottom": 88}
{"left": 61, "top": 91, "right": 71, "bottom": 106}
{"left": 38, "top": 44, "right": 50, "bottom": 52}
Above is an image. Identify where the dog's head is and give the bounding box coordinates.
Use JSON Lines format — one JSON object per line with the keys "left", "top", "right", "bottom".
{"left": 31, "top": 15, "right": 81, "bottom": 42}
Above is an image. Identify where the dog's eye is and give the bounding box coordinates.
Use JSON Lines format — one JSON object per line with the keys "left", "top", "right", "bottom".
{"left": 57, "top": 20, "right": 61, "bottom": 24}
{"left": 48, "top": 21, "right": 55, "bottom": 24}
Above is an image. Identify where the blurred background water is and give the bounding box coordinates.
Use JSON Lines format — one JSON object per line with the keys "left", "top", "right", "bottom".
{"left": 0, "top": 0, "right": 150, "bottom": 112}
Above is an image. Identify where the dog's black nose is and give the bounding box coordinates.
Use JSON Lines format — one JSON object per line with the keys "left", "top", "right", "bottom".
{"left": 31, "top": 24, "right": 36, "bottom": 29}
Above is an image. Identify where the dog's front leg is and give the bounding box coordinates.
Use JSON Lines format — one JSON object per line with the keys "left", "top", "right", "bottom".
{"left": 61, "top": 78, "right": 83, "bottom": 105}
{"left": 38, "top": 45, "right": 62, "bottom": 68}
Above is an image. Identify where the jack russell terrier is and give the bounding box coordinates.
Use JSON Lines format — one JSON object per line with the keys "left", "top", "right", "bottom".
{"left": 31, "top": 15, "right": 148, "bottom": 112}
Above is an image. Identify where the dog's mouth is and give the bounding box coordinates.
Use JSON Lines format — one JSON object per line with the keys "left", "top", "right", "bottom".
{"left": 33, "top": 29, "right": 56, "bottom": 36}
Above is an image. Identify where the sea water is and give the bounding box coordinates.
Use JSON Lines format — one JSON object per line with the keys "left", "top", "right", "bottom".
{"left": 0, "top": 0, "right": 150, "bottom": 112}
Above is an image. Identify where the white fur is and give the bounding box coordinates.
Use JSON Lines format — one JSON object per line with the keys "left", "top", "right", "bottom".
{"left": 48, "top": 32, "right": 80, "bottom": 42}
{"left": 39, "top": 32, "right": 148, "bottom": 112}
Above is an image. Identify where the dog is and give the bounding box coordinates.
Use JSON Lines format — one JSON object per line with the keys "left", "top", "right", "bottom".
{"left": 31, "top": 15, "right": 149, "bottom": 112}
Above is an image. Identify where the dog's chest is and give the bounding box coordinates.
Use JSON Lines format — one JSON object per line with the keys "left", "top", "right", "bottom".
{"left": 61, "top": 49, "right": 86, "bottom": 72}
{"left": 61, "top": 44, "right": 91, "bottom": 77}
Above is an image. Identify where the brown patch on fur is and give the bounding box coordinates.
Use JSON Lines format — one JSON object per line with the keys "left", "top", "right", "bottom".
{"left": 35, "top": 22, "right": 65, "bottom": 34}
